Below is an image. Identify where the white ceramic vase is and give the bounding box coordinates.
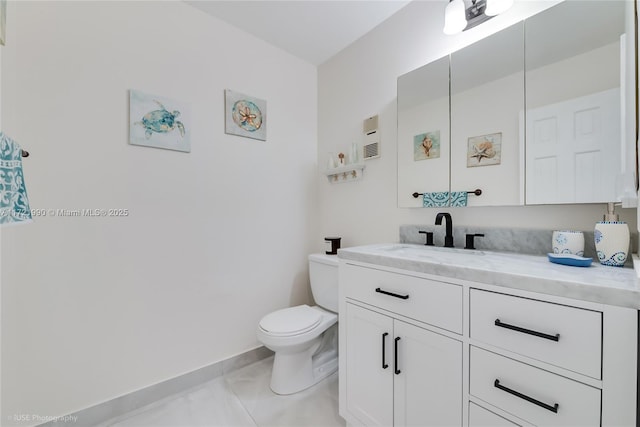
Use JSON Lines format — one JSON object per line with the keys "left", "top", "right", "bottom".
{"left": 594, "top": 221, "right": 630, "bottom": 267}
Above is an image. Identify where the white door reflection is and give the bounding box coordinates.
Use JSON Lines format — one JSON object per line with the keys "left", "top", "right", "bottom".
{"left": 526, "top": 88, "right": 620, "bottom": 204}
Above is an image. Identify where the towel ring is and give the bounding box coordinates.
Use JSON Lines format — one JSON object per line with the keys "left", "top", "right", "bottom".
{"left": 21, "top": 150, "right": 29, "bottom": 158}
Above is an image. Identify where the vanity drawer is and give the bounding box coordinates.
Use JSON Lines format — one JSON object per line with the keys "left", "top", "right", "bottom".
{"left": 469, "top": 402, "right": 521, "bottom": 427}
{"left": 341, "top": 264, "right": 462, "bottom": 334}
{"left": 470, "top": 289, "right": 601, "bottom": 379}
{"left": 470, "top": 347, "right": 600, "bottom": 426}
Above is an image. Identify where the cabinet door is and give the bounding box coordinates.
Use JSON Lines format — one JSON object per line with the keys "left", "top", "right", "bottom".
{"left": 345, "top": 303, "right": 394, "bottom": 426}
{"left": 394, "top": 320, "right": 463, "bottom": 426}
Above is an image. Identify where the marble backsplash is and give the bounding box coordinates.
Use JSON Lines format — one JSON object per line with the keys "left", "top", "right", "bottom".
{"left": 399, "top": 224, "right": 638, "bottom": 266}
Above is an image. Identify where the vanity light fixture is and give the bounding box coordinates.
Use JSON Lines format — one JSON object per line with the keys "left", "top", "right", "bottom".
{"left": 443, "top": 0, "right": 467, "bottom": 35}
{"left": 443, "top": 0, "right": 513, "bottom": 35}
{"left": 485, "top": 0, "right": 514, "bottom": 16}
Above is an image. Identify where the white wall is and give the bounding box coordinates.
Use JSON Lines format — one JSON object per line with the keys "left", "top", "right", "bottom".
{"left": 317, "top": 0, "right": 637, "bottom": 249}
{"left": 1, "top": 1, "right": 317, "bottom": 424}
{"left": 527, "top": 42, "right": 620, "bottom": 109}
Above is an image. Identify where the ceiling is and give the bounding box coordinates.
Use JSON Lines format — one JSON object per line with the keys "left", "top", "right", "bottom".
{"left": 185, "top": 0, "right": 412, "bottom": 65}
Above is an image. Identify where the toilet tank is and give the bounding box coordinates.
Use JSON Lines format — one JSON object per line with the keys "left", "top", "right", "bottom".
{"left": 308, "top": 253, "right": 339, "bottom": 313}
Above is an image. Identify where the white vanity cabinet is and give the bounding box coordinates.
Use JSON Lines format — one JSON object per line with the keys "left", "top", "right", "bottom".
{"left": 340, "top": 263, "right": 463, "bottom": 426}
{"left": 469, "top": 289, "right": 602, "bottom": 426}
{"left": 338, "top": 255, "right": 638, "bottom": 427}
{"left": 467, "top": 288, "right": 635, "bottom": 427}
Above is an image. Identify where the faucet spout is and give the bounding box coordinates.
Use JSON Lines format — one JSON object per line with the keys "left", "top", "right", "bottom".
{"left": 435, "top": 212, "right": 454, "bottom": 247}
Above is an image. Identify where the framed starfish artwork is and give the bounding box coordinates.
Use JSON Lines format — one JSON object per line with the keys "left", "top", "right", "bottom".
{"left": 467, "top": 132, "right": 502, "bottom": 167}
{"left": 224, "top": 90, "right": 267, "bottom": 141}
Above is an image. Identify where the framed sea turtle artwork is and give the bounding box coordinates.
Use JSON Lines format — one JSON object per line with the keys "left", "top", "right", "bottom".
{"left": 467, "top": 132, "right": 502, "bottom": 167}
{"left": 129, "top": 90, "right": 190, "bottom": 153}
{"left": 224, "top": 90, "right": 267, "bottom": 141}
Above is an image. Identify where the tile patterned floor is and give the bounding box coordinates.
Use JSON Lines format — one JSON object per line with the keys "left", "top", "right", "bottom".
{"left": 100, "top": 357, "right": 344, "bottom": 427}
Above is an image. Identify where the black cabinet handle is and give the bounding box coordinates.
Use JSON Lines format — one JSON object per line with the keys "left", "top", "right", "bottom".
{"left": 375, "top": 287, "right": 409, "bottom": 300}
{"left": 494, "top": 379, "right": 559, "bottom": 413}
{"left": 394, "top": 337, "right": 401, "bottom": 375}
{"left": 381, "top": 333, "right": 389, "bottom": 369}
{"left": 494, "top": 319, "right": 560, "bottom": 342}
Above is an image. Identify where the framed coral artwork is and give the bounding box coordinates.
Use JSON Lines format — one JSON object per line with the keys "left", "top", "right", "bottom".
{"left": 467, "top": 132, "right": 502, "bottom": 167}
{"left": 224, "top": 90, "right": 267, "bottom": 141}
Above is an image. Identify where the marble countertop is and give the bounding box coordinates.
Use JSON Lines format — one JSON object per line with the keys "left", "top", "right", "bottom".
{"left": 338, "top": 243, "right": 640, "bottom": 309}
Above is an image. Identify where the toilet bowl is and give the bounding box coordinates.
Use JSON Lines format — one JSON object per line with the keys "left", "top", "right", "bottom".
{"left": 257, "top": 254, "right": 339, "bottom": 395}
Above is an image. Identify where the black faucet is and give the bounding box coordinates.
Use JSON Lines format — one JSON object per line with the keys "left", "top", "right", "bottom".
{"left": 435, "top": 212, "right": 454, "bottom": 247}
{"left": 419, "top": 230, "right": 434, "bottom": 246}
{"left": 464, "top": 233, "right": 484, "bottom": 250}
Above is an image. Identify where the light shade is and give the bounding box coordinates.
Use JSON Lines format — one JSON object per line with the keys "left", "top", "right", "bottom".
{"left": 484, "top": 0, "right": 514, "bottom": 16}
{"left": 443, "top": 0, "right": 467, "bottom": 35}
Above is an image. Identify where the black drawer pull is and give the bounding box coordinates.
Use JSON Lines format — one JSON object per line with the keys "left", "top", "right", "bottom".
{"left": 494, "top": 319, "right": 560, "bottom": 342}
{"left": 394, "top": 337, "right": 401, "bottom": 375}
{"left": 494, "top": 379, "right": 559, "bottom": 413}
{"left": 375, "top": 287, "right": 409, "bottom": 300}
{"left": 381, "top": 333, "right": 389, "bottom": 369}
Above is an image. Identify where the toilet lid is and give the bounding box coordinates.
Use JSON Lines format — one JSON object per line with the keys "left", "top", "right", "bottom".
{"left": 259, "top": 305, "right": 322, "bottom": 337}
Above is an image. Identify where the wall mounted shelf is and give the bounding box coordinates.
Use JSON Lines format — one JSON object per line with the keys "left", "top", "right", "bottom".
{"left": 325, "top": 162, "right": 366, "bottom": 183}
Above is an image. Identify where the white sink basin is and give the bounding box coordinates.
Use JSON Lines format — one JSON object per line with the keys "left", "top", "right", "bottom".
{"left": 370, "top": 243, "right": 493, "bottom": 268}
{"left": 379, "top": 244, "right": 485, "bottom": 258}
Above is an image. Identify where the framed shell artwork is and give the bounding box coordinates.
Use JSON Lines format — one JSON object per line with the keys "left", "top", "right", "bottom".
{"left": 224, "top": 90, "right": 267, "bottom": 141}
{"left": 413, "top": 130, "right": 440, "bottom": 161}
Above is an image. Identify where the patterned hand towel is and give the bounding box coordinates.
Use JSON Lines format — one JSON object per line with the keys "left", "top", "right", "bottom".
{"left": 0, "top": 132, "right": 33, "bottom": 226}
{"left": 422, "top": 191, "right": 468, "bottom": 207}
{"left": 449, "top": 191, "right": 468, "bottom": 207}
{"left": 422, "top": 192, "right": 450, "bottom": 207}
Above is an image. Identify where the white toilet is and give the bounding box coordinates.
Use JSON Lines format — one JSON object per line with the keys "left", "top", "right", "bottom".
{"left": 257, "top": 253, "right": 339, "bottom": 395}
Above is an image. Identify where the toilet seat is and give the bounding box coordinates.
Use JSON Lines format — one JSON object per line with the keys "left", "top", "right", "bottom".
{"left": 259, "top": 305, "right": 322, "bottom": 337}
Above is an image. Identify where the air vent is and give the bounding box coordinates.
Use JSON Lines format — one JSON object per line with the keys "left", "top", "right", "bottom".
{"left": 363, "top": 115, "right": 380, "bottom": 160}
{"left": 363, "top": 116, "right": 379, "bottom": 135}
{"left": 363, "top": 141, "right": 380, "bottom": 160}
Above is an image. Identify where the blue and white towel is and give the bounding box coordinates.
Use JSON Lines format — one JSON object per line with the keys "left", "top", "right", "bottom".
{"left": 449, "top": 191, "right": 468, "bottom": 207}
{"left": 0, "top": 132, "right": 32, "bottom": 226}
{"left": 422, "top": 191, "right": 468, "bottom": 207}
{"left": 422, "top": 191, "right": 450, "bottom": 207}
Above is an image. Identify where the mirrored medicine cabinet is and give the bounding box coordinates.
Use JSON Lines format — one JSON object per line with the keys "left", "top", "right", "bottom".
{"left": 397, "top": 0, "right": 634, "bottom": 208}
